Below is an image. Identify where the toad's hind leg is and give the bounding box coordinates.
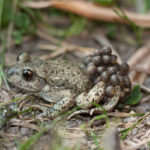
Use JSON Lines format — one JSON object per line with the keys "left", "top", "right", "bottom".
{"left": 68, "top": 85, "right": 121, "bottom": 119}
{"left": 89, "top": 86, "right": 121, "bottom": 115}
{"left": 76, "top": 81, "right": 105, "bottom": 109}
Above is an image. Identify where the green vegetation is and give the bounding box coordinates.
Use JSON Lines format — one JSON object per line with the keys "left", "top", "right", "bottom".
{"left": 0, "top": 0, "right": 149, "bottom": 149}
{"left": 113, "top": 5, "right": 143, "bottom": 45}
{"left": 90, "top": 103, "right": 110, "bottom": 128}
{"left": 0, "top": 0, "right": 9, "bottom": 90}
{"left": 120, "top": 113, "right": 149, "bottom": 140}
{"left": 92, "top": 0, "right": 114, "bottom": 5}
{"left": 125, "top": 85, "right": 142, "bottom": 105}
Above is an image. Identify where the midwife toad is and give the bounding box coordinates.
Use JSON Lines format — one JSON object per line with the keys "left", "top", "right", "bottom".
{"left": 7, "top": 48, "right": 130, "bottom": 118}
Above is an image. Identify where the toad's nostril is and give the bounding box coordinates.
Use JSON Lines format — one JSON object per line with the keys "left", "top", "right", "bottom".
{"left": 7, "top": 68, "right": 16, "bottom": 77}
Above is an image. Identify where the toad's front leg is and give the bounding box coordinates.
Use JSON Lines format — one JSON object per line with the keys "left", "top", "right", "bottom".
{"left": 33, "top": 90, "right": 75, "bottom": 118}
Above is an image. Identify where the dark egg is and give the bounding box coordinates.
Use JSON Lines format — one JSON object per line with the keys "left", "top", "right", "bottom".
{"left": 110, "top": 74, "right": 119, "bottom": 85}
{"left": 94, "top": 49, "right": 104, "bottom": 56}
{"left": 102, "top": 46, "right": 112, "bottom": 55}
{"left": 92, "top": 56, "right": 101, "bottom": 65}
{"left": 105, "top": 85, "right": 115, "bottom": 97}
{"left": 102, "top": 55, "right": 110, "bottom": 64}
{"left": 101, "top": 71, "right": 110, "bottom": 81}
{"left": 118, "top": 75, "right": 125, "bottom": 86}
{"left": 87, "top": 63, "right": 97, "bottom": 77}
{"left": 111, "top": 55, "right": 117, "bottom": 64}
{"left": 83, "top": 55, "right": 92, "bottom": 65}
{"left": 124, "top": 76, "right": 131, "bottom": 87}
{"left": 107, "top": 66, "right": 117, "bottom": 75}
{"left": 97, "top": 66, "right": 105, "bottom": 74}
{"left": 121, "top": 62, "right": 129, "bottom": 74}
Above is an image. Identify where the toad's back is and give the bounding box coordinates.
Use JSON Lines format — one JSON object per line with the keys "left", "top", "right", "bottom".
{"left": 44, "top": 59, "right": 92, "bottom": 95}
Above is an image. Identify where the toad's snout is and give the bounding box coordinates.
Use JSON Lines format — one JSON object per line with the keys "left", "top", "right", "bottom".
{"left": 7, "top": 67, "right": 16, "bottom": 77}
{"left": 6, "top": 67, "right": 20, "bottom": 82}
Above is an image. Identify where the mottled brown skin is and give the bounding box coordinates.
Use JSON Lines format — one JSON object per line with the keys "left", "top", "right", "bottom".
{"left": 7, "top": 53, "right": 121, "bottom": 118}
{"left": 7, "top": 54, "right": 90, "bottom": 94}
{"left": 7, "top": 53, "right": 92, "bottom": 118}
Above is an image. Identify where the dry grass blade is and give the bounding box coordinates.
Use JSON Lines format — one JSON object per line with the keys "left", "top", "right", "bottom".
{"left": 128, "top": 41, "right": 150, "bottom": 84}
{"left": 40, "top": 44, "right": 94, "bottom": 60}
{"left": 37, "top": 44, "right": 58, "bottom": 51}
{"left": 132, "top": 54, "right": 150, "bottom": 75}
{"left": 107, "top": 112, "right": 137, "bottom": 118}
{"left": 0, "top": 131, "right": 20, "bottom": 138}
{"left": 23, "top": 1, "right": 150, "bottom": 28}
{"left": 140, "top": 95, "right": 150, "bottom": 104}
{"left": 122, "top": 129, "right": 150, "bottom": 150}
{"left": 128, "top": 41, "right": 150, "bottom": 68}
{"left": 37, "top": 29, "right": 94, "bottom": 59}
{"left": 9, "top": 119, "right": 41, "bottom": 131}
{"left": 37, "top": 30, "right": 59, "bottom": 44}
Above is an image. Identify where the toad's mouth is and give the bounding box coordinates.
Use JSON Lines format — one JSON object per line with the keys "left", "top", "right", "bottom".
{"left": 7, "top": 81, "right": 41, "bottom": 93}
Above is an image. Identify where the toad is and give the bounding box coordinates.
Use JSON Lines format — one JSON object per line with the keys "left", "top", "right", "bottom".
{"left": 7, "top": 47, "right": 131, "bottom": 118}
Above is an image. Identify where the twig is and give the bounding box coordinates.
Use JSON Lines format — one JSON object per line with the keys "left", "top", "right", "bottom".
{"left": 9, "top": 120, "right": 41, "bottom": 131}
{"left": 124, "top": 133, "right": 150, "bottom": 150}
{"left": 107, "top": 112, "right": 138, "bottom": 118}
{"left": 36, "top": 44, "right": 58, "bottom": 51}
{"left": 23, "top": 1, "right": 150, "bottom": 28}
{"left": 140, "top": 95, "right": 150, "bottom": 104}
{"left": 131, "top": 67, "right": 150, "bottom": 75}
{"left": 39, "top": 43, "right": 94, "bottom": 60}
{"left": 37, "top": 30, "right": 59, "bottom": 44}
{"left": 127, "top": 41, "right": 150, "bottom": 67}
{"left": 128, "top": 40, "right": 150, "bottom": 83}
{"left": 37, "top": 29, "right": 94, "bottom": 59}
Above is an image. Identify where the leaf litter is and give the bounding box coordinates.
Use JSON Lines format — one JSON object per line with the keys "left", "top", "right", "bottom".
{"left": 1, "top": 1, "right": 150, "bottom": 150}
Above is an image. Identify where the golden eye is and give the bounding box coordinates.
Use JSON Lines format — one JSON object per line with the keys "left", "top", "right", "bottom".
{"left": 22, "top": 68, "right": 33, "bottom": 81}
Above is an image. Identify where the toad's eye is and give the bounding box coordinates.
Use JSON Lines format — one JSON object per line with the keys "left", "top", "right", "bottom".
{"left": 22, "top": 68, "right": 33, "bottom": 81}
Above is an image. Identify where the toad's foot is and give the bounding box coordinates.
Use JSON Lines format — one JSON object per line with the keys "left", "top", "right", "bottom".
{"left": 68, "top": 85, "right": 121, "bottom": 119}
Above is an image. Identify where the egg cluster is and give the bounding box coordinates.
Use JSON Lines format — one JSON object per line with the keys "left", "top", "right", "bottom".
{"left": 84, "top": 47, "right": 131, "bottom": 100}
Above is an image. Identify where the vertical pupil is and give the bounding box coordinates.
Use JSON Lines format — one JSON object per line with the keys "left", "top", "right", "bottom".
{"left": 23, "top": 69, "right": 33, "bottom": 80}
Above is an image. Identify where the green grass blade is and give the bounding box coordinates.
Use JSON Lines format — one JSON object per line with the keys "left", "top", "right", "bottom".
{"left": 0, "top": 0, "right": 4, "bottom": 30}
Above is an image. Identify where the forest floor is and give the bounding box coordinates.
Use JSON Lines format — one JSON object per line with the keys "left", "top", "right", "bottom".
{"left": 0, "top": 1, "right": 150, "bottom": 150}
